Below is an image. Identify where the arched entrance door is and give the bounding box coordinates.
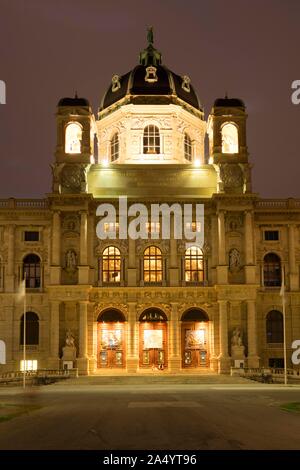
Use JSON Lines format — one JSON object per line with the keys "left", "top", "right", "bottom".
{"left": 181, "top": 309, "right": 209, "bottom": 368}
{"left": 139, "top": 309, "right": 168, "bottom": 369}
{"left": 97, "top": 309, "right": 126, "bottom": 368}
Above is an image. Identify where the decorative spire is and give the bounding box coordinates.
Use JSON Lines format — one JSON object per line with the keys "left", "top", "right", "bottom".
{"left": 147, "top": 26, "right": 154, "bottom": 45}
{"left": 139, "top": 27, "right": 162, "bottom": 66}
{"left": 75, "top": 90, "right": 78, "bottom": 99}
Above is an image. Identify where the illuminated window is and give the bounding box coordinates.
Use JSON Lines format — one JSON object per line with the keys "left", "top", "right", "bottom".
{"left": 20, "top": 312, "right": 39, "bottom": 345}
{"left": 23, "top": 254, "right": 41, "bottom": 288}
{"left": 143, "top": 125, "right": 160, "bottom": 154}
{"left": 143, "top": 246, "right": 162, "bottom": 283}
{"left": 145, "top": 222, "right": 160, "bottom": 235}
{"left": 185, "top": 221, "right": 201, "bottom": 233}
{"left": 20, "top": 360, "right": 38, "bottom": 371}
{"left": 266, "top": 310, "right": 283, "bottom": 343}
{"left": 65, "top": 122, "right": 82, "bottom": 154}
{"left": 0, "top": 340, "right": 5, "bottom": 365}
{"left": 104, "top": 222, "right": 119, "bottom": 234}
{"left": 111, "top": 133, "right": 119, "bottom": 161}
{"left": 184, "top": 133, "right": 192, "bottom": 161}
{"left": 102, "top": 246, "right": 121, "bottom": 283}
{"left": 185, "top": 246, "right": 204, "bottom": 283}
{"left": 221, "top": 123, "right": 238, "bottom": 154}
{"left": 263, "top": 253, "right": 281, "bottom": 287}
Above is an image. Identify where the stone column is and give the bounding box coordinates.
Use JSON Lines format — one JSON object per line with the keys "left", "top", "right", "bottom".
{"left": 169, "top": 303, "right": 181, "bottom": 372}
{"left": 77, "top": 301, "right": 89, "bottom": 374}
{"left": 288, "top": 224, "right": 298, "bottom": 291}
{"left": 216, "top": 211, "right": 228, "bottom": 284}
{"left": 247, "top": 299, "right": 260, "bottom": 368}
{"left": 6, "top": 224, "right": 15, "bottom": 292}
{"left": 244, "top": 211, "right": 256, "bottom": 283}
{"left": 79, "top": 211, "right": 89, "bottom": 284}
{"left": 51, "top": 211, "right": 61, "bottom": 265}
{"left": 80, "top": 211, "right": 88, "bottom": 265}
{"left": 50, "top": 212, "right": 61, "bottom": 284}
{"left": 48, "top": 300, "right": 60, "bottom": 369}
{"left": 127, "top": 302, "right": 138, "bottom": 372}
{"left": 218, "top": 300, "right": 230, "bottom": 373}
{"left": 127, "top": 238, "right": 137, "bottom": 286}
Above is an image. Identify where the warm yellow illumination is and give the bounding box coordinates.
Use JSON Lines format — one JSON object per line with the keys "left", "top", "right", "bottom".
{"left": 102, "top": 158, "right": 109, "bottom": 167}
{"left": 221, "top": 123, "right": 238, "bottom": 154}
{"left": 194, "top": 159, "right": 201, "bottom": 167}
{"left": 65, "top": 122, "right": 82, "bottom": 154}
{"left": 20, "top": 359, "right": 38, "bottom": 371}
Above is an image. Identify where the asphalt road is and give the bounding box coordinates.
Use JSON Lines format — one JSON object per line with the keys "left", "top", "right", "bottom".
{"left": 0, "top": 384, "right": 300, "bottom": 450}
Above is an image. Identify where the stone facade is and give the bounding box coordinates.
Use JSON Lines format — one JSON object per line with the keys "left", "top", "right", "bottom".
{"left": 0, "top": 38, "right": 299, "bottom": 375}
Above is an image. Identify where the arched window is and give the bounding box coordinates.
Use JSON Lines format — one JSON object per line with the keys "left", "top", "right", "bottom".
{"left": 266, "top": 310, "right": 283, "bottom": 343}
{"left": 20, "top": 312, "right": 39, "bottom": 345}
{"left": 143, "top": 246, "right": 162, "bottom": 283}
{"left": 263, "top": 253, "right": 281, "bottom": 287}
{"left": 0, "top": 340, "right": 6, "bottom": 364}
{"left": 184, "top": 133, "right": 192, "bottom": 161}
{"left": 143, "top": 125, "right": 160, "bottom": 154}
{"left": 65, "top": 122, "right": 82, "bottom": 154}
{"left": 102, "top": 246, "right": 121, "bottom": 283}
{"left": 185, "top": 246, "right": 204, "bottom": 283}
{"left": 23, "top": 254, "right": 41, "bottom": 289}
{"left": 111, "top": 133, "right": 119, "bottom": 162}
{"left": 221, "top": 123, "right": 238, "bottom": 154}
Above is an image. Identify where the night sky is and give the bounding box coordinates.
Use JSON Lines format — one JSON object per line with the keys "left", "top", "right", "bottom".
{"left": 0, "top": 0, "right": 299, "bottom": 198}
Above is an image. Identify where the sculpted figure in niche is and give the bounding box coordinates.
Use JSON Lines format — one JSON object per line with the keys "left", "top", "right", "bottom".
{"left": 65, "top": 329, "right": 75, "bottom": 348}
{"left": 229, "top": 248, "right": 240, "bottom": 271}
{"left": 231, "top": 327, "right": 243, "bottom": 347}
{"left": 66, "top": 249, "right": 77, "bottom": 271}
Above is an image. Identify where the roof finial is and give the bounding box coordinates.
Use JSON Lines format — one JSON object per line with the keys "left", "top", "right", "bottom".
{"left": 147, "top": 26, "right": 154, "bottom": 45}
{"left": 225, "top": 91, "right": 228, "bottom": 99}
{"left": 75, "top": 90, "right": 78, "bottom": 99}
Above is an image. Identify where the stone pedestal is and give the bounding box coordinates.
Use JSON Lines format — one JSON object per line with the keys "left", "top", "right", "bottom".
{"left": 62, "top": 346, "right": 76, "bottom": 362}
{"left": 231, "top": 345, "right": 245, "bottom": 360}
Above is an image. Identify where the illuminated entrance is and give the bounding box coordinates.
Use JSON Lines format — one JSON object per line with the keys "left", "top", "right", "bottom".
{"left": 97, "top": 309, "right": 126, "bottom": 368}
{"left": 139, "top": 309, "right": 168, "bottom": 369}
{"left": 181, "top": 309, "right": 209, "bottom": 368}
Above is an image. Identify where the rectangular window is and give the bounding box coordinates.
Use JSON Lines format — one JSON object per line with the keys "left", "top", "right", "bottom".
{"left": 20, "top": 360, "right": 38, "bottom": 371}
{"left": 145, "top": 222, "right": 160, "bottom": 235}
{"left": 24, "top": 231, "right": 39, "bottom": 242}
{"left": 103, "top": 223, "right": 119, "bottom": 234}
{"left": 264, "top": 230, "right": 279, "bottom": 241}
{"left": 185, "top": 222, "right": 201, "bottom": 233}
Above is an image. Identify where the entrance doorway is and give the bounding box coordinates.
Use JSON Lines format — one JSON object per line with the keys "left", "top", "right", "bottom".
{"left": 97, "top": 309, "right": 126, "bottom": 368}
{"left": 181, "top": 309, "right": 209, "bottom": 368}
{"left": 139, "top": 309, "right": 168, "bottom": 370}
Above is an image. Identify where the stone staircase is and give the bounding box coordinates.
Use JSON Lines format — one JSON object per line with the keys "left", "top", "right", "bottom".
{"left": 59, "top": 372, "right": 251, "bottom": 386}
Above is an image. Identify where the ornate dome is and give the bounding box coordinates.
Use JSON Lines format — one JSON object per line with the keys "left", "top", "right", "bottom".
{"left": 99, "top": 29, "right": 203, "bottom": 116}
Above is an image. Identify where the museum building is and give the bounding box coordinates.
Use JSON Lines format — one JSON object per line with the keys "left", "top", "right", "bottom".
{"left": 0, "top": 32, "right": 299, "bottom": 375}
